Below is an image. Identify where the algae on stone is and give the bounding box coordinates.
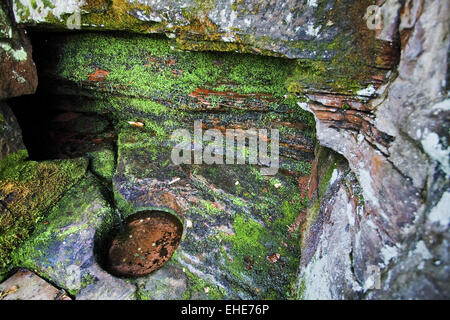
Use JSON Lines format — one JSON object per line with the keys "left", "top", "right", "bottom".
{"left": 0, "top": 152, "right": 88, "bottom": 279}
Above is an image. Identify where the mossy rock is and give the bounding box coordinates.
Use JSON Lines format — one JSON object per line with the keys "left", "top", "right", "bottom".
{"left": 11, "top": 0, "right": 393, "bottom": 67}
{"left": 8, "top": 173, "right": 136, "bottom": 299}
{"left": 0, "top": 151, "right": 88, "bottom": 278}
{"left": 112, "top": 126, "right": 308, "bottom": 299}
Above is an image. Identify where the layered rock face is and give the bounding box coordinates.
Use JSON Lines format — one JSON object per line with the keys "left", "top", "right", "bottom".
{"left": 0, "top": 0, "right": 448, "bottom": 300}
{"left": 11, "top": 0, "right": 387, "bottom": 58}
{"left": 296, "top": 0, "right": 449, "bottom": 299}
{"left": 7, "top": 31, "right": 315, "bottom": 299}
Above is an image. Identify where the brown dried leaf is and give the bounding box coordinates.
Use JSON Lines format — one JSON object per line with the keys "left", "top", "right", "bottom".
{"left": 267, "top": 253, "right": 281, "bottom": 263}
{"left": 88, "top": 68, "right": 109, "bottom": 82}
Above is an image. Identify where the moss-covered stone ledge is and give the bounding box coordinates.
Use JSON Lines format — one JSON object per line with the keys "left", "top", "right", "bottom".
{"left": 0, "top": 151, "right": 88, "bottom": 280}
{"left": 32, "top": 32, "right": 317, "bottom": 162}
{"left": 111, "top": 124, "right": 310, "bottom": 299}
{"left": 10, "top": 0, "right": 398, "bottom": 92}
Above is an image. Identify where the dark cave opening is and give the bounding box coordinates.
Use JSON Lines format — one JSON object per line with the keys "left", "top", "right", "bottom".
{"left": 8, "top": 31, "right": 122, "bottom": 161}
{"left": 8, "top": 30, "right": 316, "bottom": 167}
{"left": 9, "top": 93, "right": 117, "bottom": 161}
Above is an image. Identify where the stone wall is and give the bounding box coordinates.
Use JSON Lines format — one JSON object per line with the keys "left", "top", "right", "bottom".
{"left": 296, "top": 0, "right": 449, "bottom": 299}
{"left": 1, "top": 0, "right": 448, "bottom": 299}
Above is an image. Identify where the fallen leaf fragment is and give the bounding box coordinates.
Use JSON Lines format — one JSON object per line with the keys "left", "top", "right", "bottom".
{"left": 267, "top": 253, "right": 281, "bottom": 263}
{"left": 166, "top": 59, "right": 177, "bottom": 66}
{"left": 127, "top": 121, "right": 145, "bottom": 127}
{"left": 168, "top": 177, "right": 180, "bottom": 185}
{"left": 244, "top": 256, "right": 255, "bottom": 270}
{"left": 88, "top": 68, "right": 109, "bottom": 82}
{"left": 0, "top": 285, "right": 19, "bottom": 299}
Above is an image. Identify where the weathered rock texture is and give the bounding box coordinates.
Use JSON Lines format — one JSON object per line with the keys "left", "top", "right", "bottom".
{"left": 0, "top": 2, "right": 37, "bottom": 100}
{"left": 296, "top": 0, "right": 449, "bottom": 299}
{"left": 11, "top": 0, "right": 398, "bottom": 92}
{"left": 1, "top": 0, "right": 448, "bottom": 300}
{"left": 0, "top": 102, "right": 25, "bottom": 160}
{"left": 0, "top": 268, "right": 71, "bottom": 300}
{"left": 0, "top": 102, "right": 89, "bottom": 278}
{"left": 11, "top": 173, "right": 137, "bottom": 300}
{"left": 11, "top": 0, "right": 384, "bottom": 57}
{"left": 5, "top": 31, "right": 314, "bottom": 299}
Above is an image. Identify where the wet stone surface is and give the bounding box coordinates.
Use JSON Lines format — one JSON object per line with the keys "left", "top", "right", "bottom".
{"left": 2, "top": 29, "right": 314, "bottom": 299}
{"left": 0, "top": 269, "right": 71, "bottom": 300}
{"left": 105, "top": 211, "right": 183, "bottom": 278}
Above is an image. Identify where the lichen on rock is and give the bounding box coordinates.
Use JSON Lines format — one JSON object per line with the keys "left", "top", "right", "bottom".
{"left": 0, "top": 3, "right": 37, "bottom": 100}
{"left": 0, "top": 0, "right": 448, "bottom": 301}
{"left": 0, "top": 152, "right": 88, "bottom": 279}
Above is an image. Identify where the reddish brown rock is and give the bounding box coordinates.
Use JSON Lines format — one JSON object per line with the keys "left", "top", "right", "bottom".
{"left": 0, "top": 5, "right": 37, "bottom": 100}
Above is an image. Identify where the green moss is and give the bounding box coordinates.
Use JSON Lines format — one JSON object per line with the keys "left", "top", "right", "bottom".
{"left": 221, "top": 214, "right": 270, "bottom": 290}
{"left": 80, "top": 273, "right": 96, "bottom": 289}
{"left": 43, "top": 32, "right": 316, "bottom": 147}
{"left": 8, "top": 173, "right": 114, "bottom": 287}
{"left": 230, "top": 214, "right": 267, "bottom": 260}
{"left": 301, "top": 198, "right": 320, "bottom": 247}
{"left": 0, "top": 154, "right": 88, "bottom": 276}
{"left": 54, "top": 32, "right": 221, "bottom": 99}
{"left": 232, "top": 196, "right": 245, "bottom": 207}
{"left": 183, "top": 269, "right": 225, "bottom": 300}
{"left": 287, "top": 58, "right": 362, "bottom": 94}
{"left": 12, "top": 0, "right": 31, "bottom": 21}
{"left": 199, "top": 200, "right": 222, "bottom": 215}
{"left": 318, "top": 156, "right": 342, "bottom": 198}
{"left": 342, "top": 104, "right": 351, "bottom": 110}
{"left": 49, "top": 32, "right": 311, "bottom": 109}
{"left": 300, "top": 147, "right": 347, "bottom": 250}
{"left": 88, "top": 147, "right": 116, "bottom": 181}
{"left": 78, "top": 0, "right": 163, "bottom": 33}
{"left": 295, "top": 277, "right": 306, "bottom": 300}
{"left": 193, "top": 0, "right": 216, "bottom": 13}
{"left": 0, "top": 149, "right": 28, "bottom": 173}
